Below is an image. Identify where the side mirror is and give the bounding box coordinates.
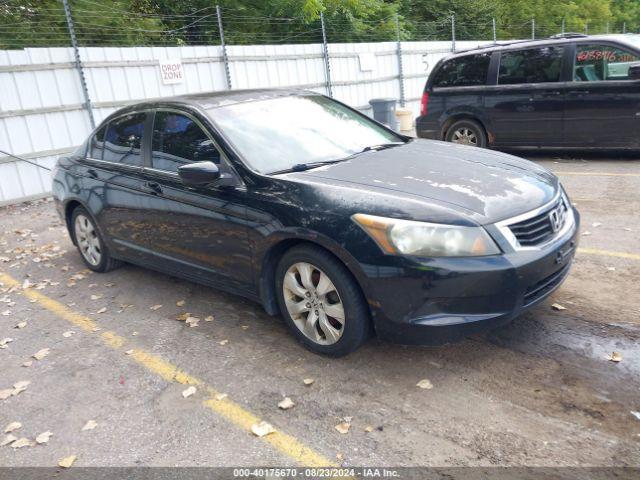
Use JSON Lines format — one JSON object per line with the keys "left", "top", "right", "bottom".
{"left": 178, "top": 161, "right": 220, "bottom": 185}
{"left": 629, "top": 63, "right": 640, "bottom": 80}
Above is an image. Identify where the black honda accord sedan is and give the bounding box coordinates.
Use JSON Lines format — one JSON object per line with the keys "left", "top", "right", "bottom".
{"left": 52, "top": 89, "right": 579, "bottom": 356}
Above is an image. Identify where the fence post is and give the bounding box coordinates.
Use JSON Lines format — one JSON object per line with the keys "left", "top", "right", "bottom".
{"left": 606, "top": 22, "right": 609, "bottom": 34}
{"left": 216, "top": 5, "right": 232, "bottom": 90}
{"left": 623, "top": 22, "right": 626, "bottom": 34}
{"left": 492, "top": 18, "right": 497, "bottom": 43}
{"left": 395, "top": 15, "right": 405, "bottom": 108}
{"left": 451, "top": 15, "right": 456, "bottom": 52}
{"left": 531, "top": 18, "right": 535, "bottom": 39}
{"left": 62, "top": 0, "right": 95, "bottom": 129}
{"left": 320, "top": 12, "right": 333, "bottom": 97}
{"left": 584, "top": 22, "right": 588, "bottom": 35}
{"left": 561, "top": 17, "right": 565, "bottom": 35}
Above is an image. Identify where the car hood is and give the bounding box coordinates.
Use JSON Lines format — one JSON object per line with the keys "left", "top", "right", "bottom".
{"left": 285, "top": 139, "right": 558, "bottom": 224}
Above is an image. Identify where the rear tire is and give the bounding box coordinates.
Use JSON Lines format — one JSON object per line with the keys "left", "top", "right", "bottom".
{"left": 275, "top": 245, "right": 370, "bottom": 357}
{"left": 445, "top": 119, "right": 487, "bottom": 148}
{"left": 71, "top": 206, "right": 122, "bottom": 273}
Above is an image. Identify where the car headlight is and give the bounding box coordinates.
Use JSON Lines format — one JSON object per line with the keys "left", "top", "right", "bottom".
{"left": 352, "top": 213, "right": 500, "bottom": 257}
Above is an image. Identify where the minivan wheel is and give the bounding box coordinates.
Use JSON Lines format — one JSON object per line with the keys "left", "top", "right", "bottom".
{"left": 71, "top": 206, "right": 121, "bottom": 273}
{"left": 275, "top": 245, "right": 370, "bottom": 357}
{"left": 445, "top": 119, "right": 487, "bottom": 148}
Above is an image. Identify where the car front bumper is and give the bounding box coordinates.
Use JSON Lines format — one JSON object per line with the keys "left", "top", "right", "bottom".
{"left": 364, "top": 209, "right": 580, "bottom": 345}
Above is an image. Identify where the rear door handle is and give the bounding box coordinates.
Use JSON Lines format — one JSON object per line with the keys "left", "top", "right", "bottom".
{"left": 543, "top": 91, "right": 562, "bottom": 96}
{"left": 87, "top": 168, "right": 98, "bottom": 179}
{"left": 144, "top": 181, "right": 163, "bottom": 195}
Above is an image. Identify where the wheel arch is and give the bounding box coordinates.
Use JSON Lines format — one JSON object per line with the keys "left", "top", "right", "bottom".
{"left": 257, "top": 234, "right": 372, "bottom": 318}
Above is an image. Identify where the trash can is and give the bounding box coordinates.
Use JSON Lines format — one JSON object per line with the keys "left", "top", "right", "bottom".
{"left": 395, "top": 108, "right": 413, "bottom": 132}
{"left": 369, "top": 98, "right": 398, "bottom": 131}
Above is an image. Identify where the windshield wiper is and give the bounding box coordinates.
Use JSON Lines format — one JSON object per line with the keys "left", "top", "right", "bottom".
{"left": 269, "top": 142, "right": 406, "bottom": 175}
{"left": 269, "top": 159, "right": 347, "bottom": 175}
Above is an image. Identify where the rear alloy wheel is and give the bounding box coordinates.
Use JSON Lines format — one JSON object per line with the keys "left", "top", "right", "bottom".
{"left": 445, "top": 119, "right": 487, "bottom": 148}
{"left": 275, "top": 245, "right": 370, "bottom": 356}
{"left": 71, "top": 206, "right": 121, "bottom": 273}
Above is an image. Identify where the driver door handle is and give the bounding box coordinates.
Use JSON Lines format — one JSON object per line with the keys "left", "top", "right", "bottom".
{"left": 144, "top": 181, "right": 163, "bottom": 195}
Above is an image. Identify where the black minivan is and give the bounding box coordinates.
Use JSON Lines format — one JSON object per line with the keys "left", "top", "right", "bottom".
{"left": 415, "top": 34, "right": 640, "bottom": 149}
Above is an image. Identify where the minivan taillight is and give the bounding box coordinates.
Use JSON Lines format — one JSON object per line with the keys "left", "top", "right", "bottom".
{"left": 420, "top": 92, "right": 429, "bottom": 116}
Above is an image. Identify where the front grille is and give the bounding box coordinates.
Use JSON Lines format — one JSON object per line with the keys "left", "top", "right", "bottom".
{"left": 508, "top": 197, "right": 568, "bottom": 247}
{"left": 523, "top": 264, "right": 571, "bottom": 307}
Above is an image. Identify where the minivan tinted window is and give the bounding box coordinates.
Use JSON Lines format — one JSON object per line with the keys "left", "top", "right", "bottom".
{"left": 433, "top": 53, "right": 491, "bottom": 87}
{"left": 574, "top": 44, "right": 640, "bottom": 81}
{"left": 498, "top": 46, "right": 564, "bottom": 85}
{"left": 103, "top": 113, "right": 146, "bottom": 166}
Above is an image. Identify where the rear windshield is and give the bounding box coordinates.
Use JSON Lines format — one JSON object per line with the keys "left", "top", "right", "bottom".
{"left": 432, "top": 53, "right": 491, "bottom": 87}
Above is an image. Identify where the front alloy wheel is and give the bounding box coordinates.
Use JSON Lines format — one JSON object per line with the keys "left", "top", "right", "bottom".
{"left": 74, "top": 214, "right": 102, "bottom": 266}
{"left": 275, "top": 245, "right": 370, "bottom": 357}
{"left": 282, "top": 262, "right": 345, "bottom": 345}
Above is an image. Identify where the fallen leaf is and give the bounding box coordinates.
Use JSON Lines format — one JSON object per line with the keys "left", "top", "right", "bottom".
{"left": 214, "top": 393, "right": 227, "bottom": 401}
{"left": 15, "top": 321, "right": 27, "bottom": 329}
{"left": 218, "top": 339, "right": 228, "bottom": 346}
{"left": 204, "top": 315, "right": 214, "bottom": 322}
{"left": 176, "top": 300, "right": 186, "bottom": 307}
{"left": 62, "top": 331, "right": 75, "bottom": 338}
{"left": 104, "top": 283, "right": 114, "bottom": 287}
{"left": 336, "top": 452, "right": 343, "bottom": 461}
{"left": 581, "top": 231, "right": 592, "bottom": 236}
{"left": 150, "top": 304, "right": 163, "bottom": 311}
{"left": 176, "top": 312, "right": 190, "bottom": 321}
{"left": 303, "top": 378, "right": 315, "bottom": 386}
{"left": 416, "top": 379, "right": 433, "bottom": 389}
{"left": 592, "top": 222, "right": 602, "bottom": 228}
{"left": 32, "top": 348, "right": 50, "bottom": 360}
{"left": 607, "top": 351, "right": 622, "bottom": 363}
{"left": 125, "top": 349, "right": 134, "bottom": 356}
{"left": 96, "top": 307, "right": 107, "bottom": 314}
{"left": 92, "top": 327, "right": 101, "bottom": 332}
{"left": 10, "top": 437, "right": 32, "bottom": 449}
{"left": 182, "top": 386, "right": 196, "bottom": 398}
{"left": 35, "top": 431, "right": 53, "bottom": 444}
{"left": 185, "top": 316, "right": 199, "bottom": 328}
{"left": 12, "top": 381, "right": 30, "bottom": 396}
{"left": 1, "top": 310, "right": 11, "bottom": 316}
{"left": 0, "top": 338, "right": 13, "bottom": 346}
{"left": 0, "top": 389, "right": 13, "bottom": 400}
{"left": 4, "top": 421, "right": 21, "bottom": 433}
{"left": 0, "top": 434, "right": 16, "bottom": 446}
{"left": 132, "top": 331, "right": 138, "bottom": 336}
{"left": 81, "top": 420, "right": 97, "bottom": 431}
{"left": 58, "top": 455, "right": 77, "bottom": 468}
{"left": 278, "top": 397, "right": 295, "bottom": 410}
{"left": 551, "top": 303, "right": 566, "bottom": 311}
{"left": 90, "top": 294, "right": 102, "bottom": 301}
{"left": 241, "top": 325, "right": 249, "bottom": 330}
{"left": 335, "top": 422, "right": 351, "bottom": 434}
{"left": 251, "top": 421, "right": 275, "bottom": 437}
{"left": 22, "top": 361, "right": 32, "bottom": 368}
{"left": 364, "top": 426, "right": 374, "bottom": 433}
{"left": 631, "top": 411, "right": 640, "bottom": 421}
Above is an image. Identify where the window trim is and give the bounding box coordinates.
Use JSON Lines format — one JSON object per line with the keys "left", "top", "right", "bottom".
{"left": 570, "top": 41, "right": 640, "bottom": 84}
{"left": 496, "top": 44, "right": 566, "bottom": 86}
{"left": 146, "top": 107, "right": 240, "bottom": 183}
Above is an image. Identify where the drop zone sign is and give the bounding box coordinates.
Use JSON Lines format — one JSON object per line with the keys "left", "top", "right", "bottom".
{"left": 159, "top": 59, "right": 184, "bottom": 85}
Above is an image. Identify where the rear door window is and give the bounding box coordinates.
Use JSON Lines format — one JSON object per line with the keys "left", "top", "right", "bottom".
{"left": 498, "top": 46, "right": 564, "bottom": 85}
{"left": 88, "top": 124, "right": 107, "bottom": 160}
{"left": 151, "top": 111, "right": 220, "bottom": 173}
{"left": 574, "top": 44, "right": 640, "bottom": 81}
{"left": 432, "top": 53, "right": 491, "bottom": 87}
{"left": 103, "top": 113, "right": 146, "bottom": 166}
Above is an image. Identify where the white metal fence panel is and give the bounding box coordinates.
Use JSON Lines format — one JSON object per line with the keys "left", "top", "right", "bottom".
{"left": 0, "top": 39, "right": 492, "bottom": 206}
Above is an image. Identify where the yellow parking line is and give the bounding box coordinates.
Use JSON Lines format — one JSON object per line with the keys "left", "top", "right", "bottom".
{"left": 555, "top": 171, "right": 640, "bottom": 177}
{"left": 578, "top": 248, "right": 640, "bottom": 261}
{"left": 0, "top": 272, "right": 334, "bottom": 468}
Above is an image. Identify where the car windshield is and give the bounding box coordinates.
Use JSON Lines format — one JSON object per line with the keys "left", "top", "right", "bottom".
{"left": 208, "top": 95, "right": 402, "bottom": 174}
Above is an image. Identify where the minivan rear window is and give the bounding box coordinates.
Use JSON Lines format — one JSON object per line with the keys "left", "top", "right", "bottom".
{"left": 432, "top": 53, "right": 491, "bottom": 87}
{"left": 498, "top": 46, "right": 564, "bottom": 85}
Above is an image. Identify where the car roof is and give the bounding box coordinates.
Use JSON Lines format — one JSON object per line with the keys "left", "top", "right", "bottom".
{"left": 448, "top": 33, "right": 640, "bottom": 58}
{"left": 115, "top": 88, "right": 315, "bottom": 114}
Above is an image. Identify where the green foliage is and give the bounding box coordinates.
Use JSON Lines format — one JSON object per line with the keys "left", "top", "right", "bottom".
{"left": 0, "top": 0, "right": 638, "bottom": 49}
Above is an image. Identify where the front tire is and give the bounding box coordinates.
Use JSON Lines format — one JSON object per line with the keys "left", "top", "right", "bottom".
{"left": 445, "top": 119, "right": 487, "bottom": 148}
{"left": 275, "top": 245, "right": 370, "bottom": 357}
{"left": 71, "top": 206, "right": 121, "bottom": 273}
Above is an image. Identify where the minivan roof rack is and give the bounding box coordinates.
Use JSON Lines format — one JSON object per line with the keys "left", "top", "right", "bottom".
{"left": 548, "top": 33, "right": 588, "bottom": 39}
